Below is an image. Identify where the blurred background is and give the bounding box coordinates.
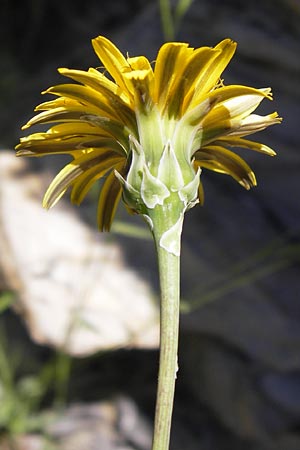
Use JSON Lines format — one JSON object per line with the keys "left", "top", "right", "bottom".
{"left": 0, "top": 0, "right": 300, "bottom": 449}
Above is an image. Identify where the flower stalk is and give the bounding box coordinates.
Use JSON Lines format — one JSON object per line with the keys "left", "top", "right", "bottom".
{"left": 151, "top": 207, "right": 181, "bottom": 450}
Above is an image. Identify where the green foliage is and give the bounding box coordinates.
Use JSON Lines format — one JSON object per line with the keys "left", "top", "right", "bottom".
{"left": 159, "top": 0, "right": 194, "bottom": 40}
{"left": 0, "top": 329, "right": 47, "bottom": 434}
{"left": 0, "top": 291, "right": 72, "bottom": 439}
{"left": 0, "top": 292, "right": 15, "bottom": 314}
{"left": 181, "top": 231, "right": 300, "bottom": 312}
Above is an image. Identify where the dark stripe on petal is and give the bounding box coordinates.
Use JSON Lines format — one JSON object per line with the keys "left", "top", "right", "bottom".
{"left": 97, "top": 160, "right": 125, "bottom": 231}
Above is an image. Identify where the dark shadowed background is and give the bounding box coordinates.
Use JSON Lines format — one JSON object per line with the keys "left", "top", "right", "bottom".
{"left": 0, "top": 1, "right": 300, "bottom": 449}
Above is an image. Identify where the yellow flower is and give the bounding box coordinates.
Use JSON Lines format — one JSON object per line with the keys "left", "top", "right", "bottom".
{"left": 16, "top": 36, "right": 281, "bottom": 231}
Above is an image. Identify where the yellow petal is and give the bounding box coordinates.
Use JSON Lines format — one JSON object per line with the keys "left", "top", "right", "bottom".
{"left": 58, "top": 68, "right": 135, "bottom": 127}
{"left": 22, "top": 106, "right": 132, "bottom": 150}
{"left": 168, "top": 46, "right": 220, "bottom": 117}
{"left": 58, "top": 67, "right": 123, "bottom": 98}
{"left": 181, "top": 47, "right": 222, "bottom": 111}
{"left": 43, "top": 149, "right": 118, "bottom": 208}
{"left": 205, "top": 85, "right": 271, "bottom": 108}
{"left": 153, "top": 42, "right": 192, "bottom": 110}
{"left": 194, "top": 144, "right": 256, "bottom": 189}
{"left": 122, "top": 70, "right": 155, "bottom": 110}
{"left": 230, "top": 112, "right": 282, "bottom": 136}
{"left": 97, "top": 161, "right": 125, "bottom": 231}
{"left": 215, "top": 136, "right": 277, "bottom": 156}
{"left": 35, "top": 97, "right": 79, "bottom": 111}
{"left": 202, "top": 89, "right": 270, "bottom": 133}
{"left": 45, "top": 122, "right": 109, "bottom": 135}
{"left": 200, "top": 93, "right": 275, "bottom": 145}
{"left": 201, "top": 108, "right": 232, "bottom": 145}
{"left": 190, "top": 39, "right": 237, "bottom": 108}
{"left": 16, "top": 130, "right": 123, "bottom": 157}
{"left": 197, "top": 179, "right": 205, "bottom": 205}
{"left": 126, "top": 56, "right": 153, "bottom": 72}
{"left": 221, "top": 88, "right": 271, "bottom": 120}
{"left": 46, "top": 123, "right": 128, "bottom": 152}
{"left": 44, "top": 84, "right": 117, "bottom": 118}
{"left": 22, "top": 105, "right": 101, "bottom": 129}
{"left": 92, "top": 36, "right": 131, "bottom": 97}
{"left": 71, "top": 155, "right": 124, "bottom": 204}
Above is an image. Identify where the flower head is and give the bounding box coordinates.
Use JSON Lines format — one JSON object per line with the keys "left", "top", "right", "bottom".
{"left": 16, "top": 36, "right": 281, "bottom": 232}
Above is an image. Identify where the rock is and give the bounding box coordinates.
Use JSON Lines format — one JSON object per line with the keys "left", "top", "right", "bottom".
{"left": 0, "top": 434, "right": 45, "bottom": 450}
{"left": 0, "top": 397, "right": 152, "bottom": 450}
{"left": 0, "top": 151, "right": 159, "bottom": 355}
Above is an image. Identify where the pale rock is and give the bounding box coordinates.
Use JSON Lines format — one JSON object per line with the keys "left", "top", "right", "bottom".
{"left": 0, "top": 151, "right": 159, "bottom": 355}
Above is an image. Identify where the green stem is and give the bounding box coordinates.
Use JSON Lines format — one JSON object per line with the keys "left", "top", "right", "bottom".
{"left": 159, "top": 0, "right": 175, "bottom": 41}
{"left": 151, "top": 209, "right": 181, "bottom": 450}
{"left": 54, "top": 350, "right": 72, "bottom": 409}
